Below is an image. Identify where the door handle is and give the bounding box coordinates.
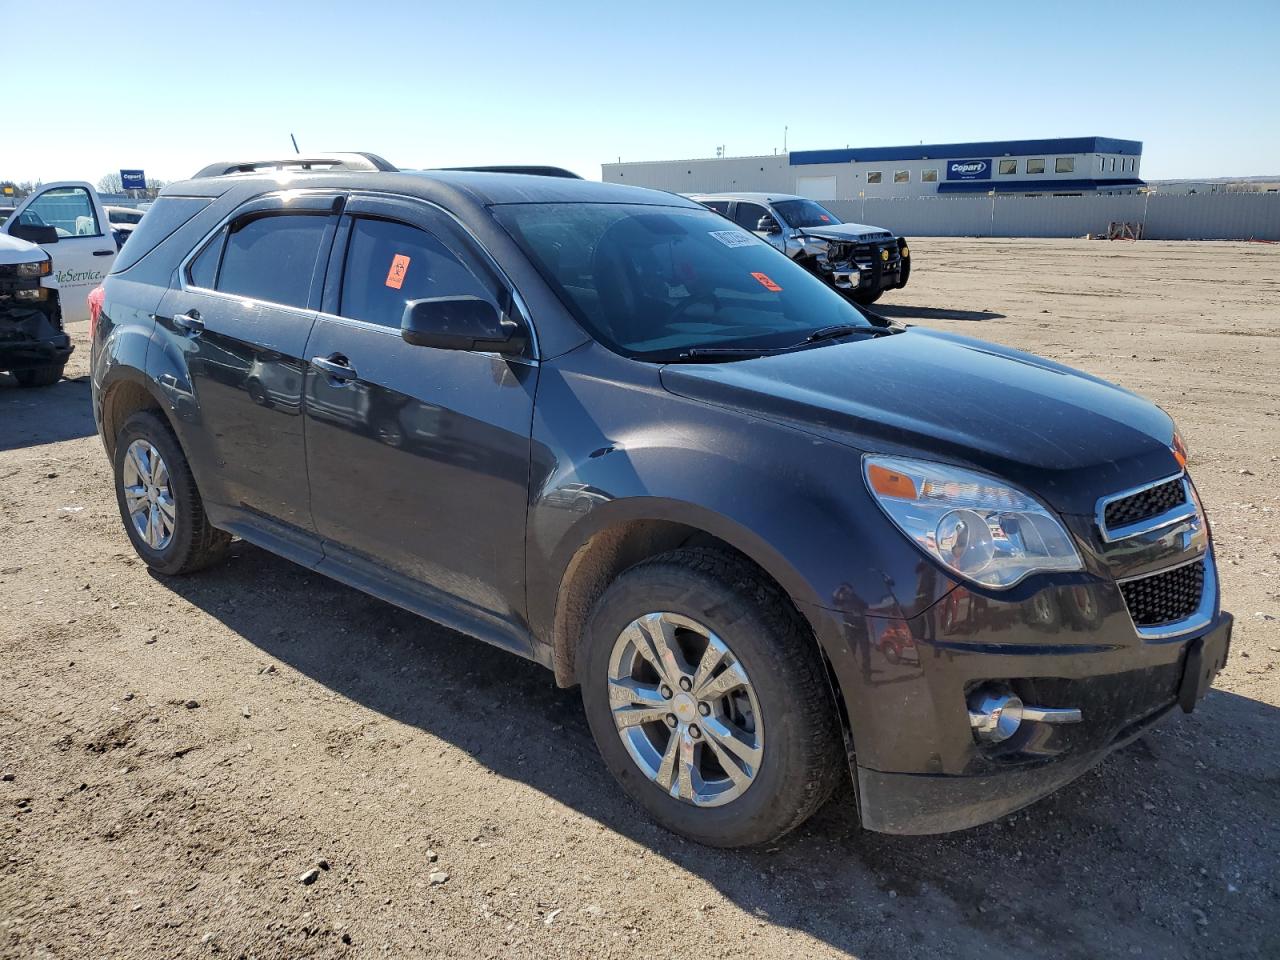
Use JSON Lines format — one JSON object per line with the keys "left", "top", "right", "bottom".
{"left": 173, "top": 312, "right": 204, "bottom": 336}
{"left": 93, "top": 249, "right": 115, "bottom": 256}
{"left": 312, "top": 354, "right": 357, "bottom": 382}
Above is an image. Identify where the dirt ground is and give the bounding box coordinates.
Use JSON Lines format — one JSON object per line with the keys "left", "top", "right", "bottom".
{"left": 2, "top": 237, "right": 1278, "bottom": 960}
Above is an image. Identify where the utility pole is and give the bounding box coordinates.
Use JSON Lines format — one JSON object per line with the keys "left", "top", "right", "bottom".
{"left": 784, "top": 126, "right": 788, "bottom": 154}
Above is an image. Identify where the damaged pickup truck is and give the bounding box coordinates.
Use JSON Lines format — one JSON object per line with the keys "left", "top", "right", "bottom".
{"left": 0, "top": 232, "right": 71, "bottom": 387}
{"left": 691, "top": 192, "right": 909, "bottom": 305}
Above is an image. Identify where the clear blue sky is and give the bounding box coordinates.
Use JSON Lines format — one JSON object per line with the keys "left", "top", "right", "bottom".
{"left": 11, "top": 0, "right": 1279, "bottom": 185}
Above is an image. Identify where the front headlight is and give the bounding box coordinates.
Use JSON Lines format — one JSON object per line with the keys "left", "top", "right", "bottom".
{"left": 15, "top": 259, "right": 52, "bottom": 278}
{"left": 864, "top": 455, "right": 1083, "bottom": 588}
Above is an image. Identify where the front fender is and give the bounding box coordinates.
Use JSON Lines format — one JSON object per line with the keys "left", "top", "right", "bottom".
{"left": 524, "top": 344, "right": 955, "bottom": 649}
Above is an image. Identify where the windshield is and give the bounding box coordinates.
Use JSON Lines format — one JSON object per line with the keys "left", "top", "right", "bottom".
{"left": 494, "top": 203, "right": 872, "bottom": 360}
{"left": 772, "top": 199, "right": 841, "bottom": 229}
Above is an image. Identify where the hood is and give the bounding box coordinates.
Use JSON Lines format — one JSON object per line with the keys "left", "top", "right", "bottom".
{"left": 659, "top": 329, "right": 1178, "bottom": 515}
{"left": 797, "top": 222, "right": 895, "bottom": 243}
{"left": 0, "top": 232, "right": 47, "bottom": 265}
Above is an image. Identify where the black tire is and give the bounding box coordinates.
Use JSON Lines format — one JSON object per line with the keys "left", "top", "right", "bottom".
{"left": 579, "top": 548, "right": 844, "bottom": 847}
{"left": 14, "top": 362, "right": 66, "bottom": 388}
{"left": 850, "top": 289, "right": 883, "bottom": 305}
{"left": 112, "top": 410, "right": 230, "bottom": 575}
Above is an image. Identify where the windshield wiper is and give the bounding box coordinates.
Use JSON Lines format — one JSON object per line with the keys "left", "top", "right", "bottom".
{"left": 803, "top": 323, "right": 894, "bottom": 344}
{"left": 663, "top": 325, "right": 897, "bottom": 363}
{"left": 671, "top": 346, "right": 782, "bottom": 362}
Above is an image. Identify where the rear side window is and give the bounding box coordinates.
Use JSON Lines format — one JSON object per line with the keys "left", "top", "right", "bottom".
{"left": 338, "top": 217, "right": 494, "bottom": 329}
{"left": 216, "top": 214, "right": 328, "bottom": 308}
{"left": 701, "top": 200, "right": 730, "bottom": 215}
{"left": 110, "top": 197, "right": 212, "bottom": 274}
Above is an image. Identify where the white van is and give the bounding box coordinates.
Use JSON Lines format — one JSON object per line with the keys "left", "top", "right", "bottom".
{"left": 1, "top": 182, "right": 116, "bottom": 323}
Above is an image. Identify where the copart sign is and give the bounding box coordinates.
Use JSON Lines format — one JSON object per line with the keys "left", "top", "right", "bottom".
{"left": 946, "top": 159, "right": 991, "bottom": 181}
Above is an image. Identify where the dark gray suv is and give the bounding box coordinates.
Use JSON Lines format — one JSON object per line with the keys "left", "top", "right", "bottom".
{"left": 92, "top": 154, "right": 1230, "bottom": 847}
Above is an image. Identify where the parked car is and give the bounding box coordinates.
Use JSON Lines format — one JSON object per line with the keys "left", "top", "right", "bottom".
{"left": 92, "top": 153, "right": 1230, "bottom": 846}
{"left": 0, "top": 233, "right": 71, "bottom": 386}
{"left": 690, "top": 192, "right": 909, "bottom": 305}
{"left": 1, "top": 181, "right": 117, "bottom": 323}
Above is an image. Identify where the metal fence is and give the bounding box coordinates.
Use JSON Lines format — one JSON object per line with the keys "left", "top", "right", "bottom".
{"left": 825, "top": 193, "right": 1280, "bottom": 241}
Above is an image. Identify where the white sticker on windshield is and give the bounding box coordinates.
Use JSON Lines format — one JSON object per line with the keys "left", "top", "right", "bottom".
{"left": 709, "top": 230, "right": 756, "bottom": 248}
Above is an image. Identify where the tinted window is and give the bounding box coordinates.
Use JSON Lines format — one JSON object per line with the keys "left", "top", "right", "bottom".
{"left": 339, "top": 217, "right": 493, "bottom": 329}
{"left": 216, "top": 214, "right": 328, "bottom": 308}
{"left": 772, "top": 199, "right": 840, "bottom": 228}
{"left": 701, "top": 200, "right": 731, "bottom": 215}
{"left": 19, "top": 187, "right": 101, "bottom": 238}
{"left": 733, "top": 202, "right": 769, "bottom": 231}
{"left": 495, "top": 203, "right": 874, "bottom": 360}
{"left": 187, "top": 229, "right": 224, "bottom": 288}
{"left": 111, "top": 196, "right": 212, "bottom": 274}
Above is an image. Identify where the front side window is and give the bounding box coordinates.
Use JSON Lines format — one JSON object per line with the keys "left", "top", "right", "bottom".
{"left": 867, "top": 171, "right": 882, "bottom": 184}
{"left": 1027, "top": 158, "right": 1045, "bottom": 175}
{"left": 772, "top": 198, "right": 840, "bottom": 228}
{"left": 999, "top": 160, "right": 1017, "bottom": 176}
{"left": 1056, "top": 157, "right": 1075, "bottom": 174}
{"left": 494, "top": 203, "right": 875, "bottom": 361}
{"left": 921, "top": 169, "right": 938, "bottom": 182}
{"left": 216, "top": 213, "right": 329, "bottom": 308}
{"left": 732, "top": 202, "right": 769, "bottom": 231}
{"left": 18, "top": 187, "right": 101, "bottom": 238}
{"left": 894, "top": 170, "right": 910, "bottom": 183}
{"left": 339, "top": 217, "right": 494, "bottom": 329}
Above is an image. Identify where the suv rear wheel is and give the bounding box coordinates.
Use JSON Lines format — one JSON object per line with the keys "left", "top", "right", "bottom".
{"left": 579, "top": 548, "right": 843, "bottom": 847}
{"left": 112, "top": 410, "right": 230, "bottom": 575}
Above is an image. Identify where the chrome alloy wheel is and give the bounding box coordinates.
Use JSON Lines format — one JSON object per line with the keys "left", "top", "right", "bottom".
{"left": 607, "top": 612, "right": 764, "bottom": 807}
{"left": 122, "top": 439, "right": 176, "bottom": 551}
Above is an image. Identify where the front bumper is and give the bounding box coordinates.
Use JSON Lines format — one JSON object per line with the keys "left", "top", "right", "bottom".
{"left": 802, "top": 572, "right": 1231, "bottom": 835}
{"left": 0, "top": 301, "right": 72, "bottom": 368}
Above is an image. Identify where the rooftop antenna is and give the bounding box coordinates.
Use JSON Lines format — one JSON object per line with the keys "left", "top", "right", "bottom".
{"left": 290, "top": 133, "right": 300, "bottom": 155}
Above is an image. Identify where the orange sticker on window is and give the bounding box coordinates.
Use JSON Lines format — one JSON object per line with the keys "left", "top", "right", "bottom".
{"left": 751, "top": 272, "right": 782, "bottom": 292}
{"left": 385, "top": 253, "right": 411, "bottom": 290}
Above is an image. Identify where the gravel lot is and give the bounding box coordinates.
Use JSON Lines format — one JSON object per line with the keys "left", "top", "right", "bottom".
{"left": 2, "top": 237, "right": 1277, "bottom": 960}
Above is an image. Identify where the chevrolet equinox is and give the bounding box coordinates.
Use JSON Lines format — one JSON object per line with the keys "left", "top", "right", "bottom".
{"left": 91, "top": 154, "right": 1231, "bottom": 846}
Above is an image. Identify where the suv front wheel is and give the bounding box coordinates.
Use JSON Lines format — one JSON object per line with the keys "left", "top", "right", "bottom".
{"left": 580, "top": 548, "right": 843, "bottom": 847}
{"left": 112, "top": 410, "right": 230, "bottom": 575}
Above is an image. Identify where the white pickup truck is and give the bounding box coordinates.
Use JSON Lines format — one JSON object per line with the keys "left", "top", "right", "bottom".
{"left": 1, "top": 181, "right": 117, "bottom": 324}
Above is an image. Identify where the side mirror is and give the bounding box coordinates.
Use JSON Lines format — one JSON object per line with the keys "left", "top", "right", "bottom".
{"left": 756, "top": 216, "right": 781, "bottom": 235}
{"left": 11, "top": 223, "right": 58, "bottom": 244}
{"left": 401, "top": 296, "right": 527, "bottom": 355}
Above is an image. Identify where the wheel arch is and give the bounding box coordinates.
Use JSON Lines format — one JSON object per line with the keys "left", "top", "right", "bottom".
{"left": 548, "top": 504, "right": 833, "bottom": 693}
{"left": 98, "top": 371, "right": 177, "bottom": 460}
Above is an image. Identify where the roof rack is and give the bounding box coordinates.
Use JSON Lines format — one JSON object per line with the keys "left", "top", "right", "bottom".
{"left": 192, "top": 152, "right": 398, "bottom": 179}
{"left": 434, "top": 165, "right": 583, "bottom": 180}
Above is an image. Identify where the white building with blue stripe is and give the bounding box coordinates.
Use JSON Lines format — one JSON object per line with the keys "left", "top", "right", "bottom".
{"left": 603, "top": 137, "right": 1145, "bottom": 200}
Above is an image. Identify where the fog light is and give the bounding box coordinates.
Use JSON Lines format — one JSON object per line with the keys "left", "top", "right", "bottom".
{"left": 968, "top": 689, "right": 1023, "bottom": 744}
{"left": 15, "top": 287, "right": 48, "bottom": 301}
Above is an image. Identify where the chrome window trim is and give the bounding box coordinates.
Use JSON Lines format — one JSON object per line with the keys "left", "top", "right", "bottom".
{"left": 1116, "top": 550, "right": 1217, "bottom": 641}
{"left": 1095, "top": 471, "right": 1197, "bottom": 543}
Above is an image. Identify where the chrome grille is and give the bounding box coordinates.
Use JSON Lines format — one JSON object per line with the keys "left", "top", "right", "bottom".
{"left": 1119, "top": 560, "right": 1205, "bottom": 627}
{"left": 1103, "top": 477, "right": 1187, "bottom": 530}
